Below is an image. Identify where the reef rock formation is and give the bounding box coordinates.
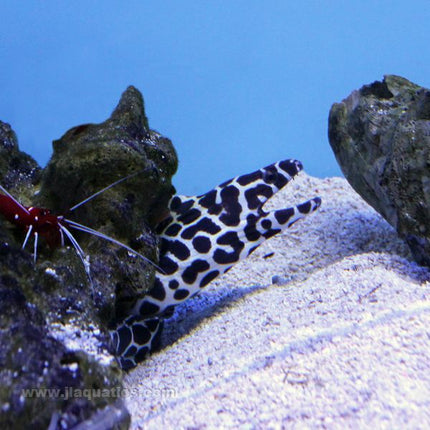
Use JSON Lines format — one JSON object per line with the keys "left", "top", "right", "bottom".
{"left": 0, "top": 87, "right": 177, "bottom": 429}
{"left": 329, "top": 75, "right": 430, "bottom": 266}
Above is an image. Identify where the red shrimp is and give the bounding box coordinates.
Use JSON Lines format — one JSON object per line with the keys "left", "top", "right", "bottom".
{"left": 0, "top": 173, "right": 161, "bottom": 273}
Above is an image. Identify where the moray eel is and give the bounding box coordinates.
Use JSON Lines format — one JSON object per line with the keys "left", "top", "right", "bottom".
{"left": 112, "top": 159, "right": 321, "bottom": 369}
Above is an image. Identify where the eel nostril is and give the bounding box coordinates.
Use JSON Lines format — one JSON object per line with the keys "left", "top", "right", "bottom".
{"left": 294, "top": 160, "right": 303, "bottom": 171}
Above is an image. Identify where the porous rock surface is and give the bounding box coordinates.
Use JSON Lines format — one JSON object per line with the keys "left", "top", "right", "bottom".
{"left": 0, "top": 87, "right": 177, "bottom": 429}
{"left": 329, "top": 75, "right": 430, "bottom": 267}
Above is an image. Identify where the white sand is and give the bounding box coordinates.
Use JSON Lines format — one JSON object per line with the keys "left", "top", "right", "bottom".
{"left": 124, "top": 174, "right": 430, "bottom": 429}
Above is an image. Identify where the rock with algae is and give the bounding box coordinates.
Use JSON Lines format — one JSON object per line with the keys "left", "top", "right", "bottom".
{"left": 0, "top": 86, "right": 177, "bottom": 429}
{"left": 329, "top": 75, "right": 430, "bottom": 267}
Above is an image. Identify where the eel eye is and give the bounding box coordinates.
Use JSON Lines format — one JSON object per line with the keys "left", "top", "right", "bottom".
{"left": 263, "top": 170, "right": 278, "bottom": 184}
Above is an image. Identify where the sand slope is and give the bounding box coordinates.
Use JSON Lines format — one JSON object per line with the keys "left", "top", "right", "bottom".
{"left": 124, "top": 174, "right": 430, "bottom": 429}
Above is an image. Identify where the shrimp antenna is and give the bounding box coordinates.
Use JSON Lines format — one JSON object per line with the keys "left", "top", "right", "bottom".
{"left": 0, "top": 184, "right": 30, "bottom": 214}
{"left": 65, "top": 168, "right": 163, "bottom": 272}
{"left": 58, "top": 224, "right": 91, "bottom": 276}
{"left": 69, "top": 169, "right": 148, "bottom": 212}
{"left": 64, "top": 218, "right": 164, "bottom": 273}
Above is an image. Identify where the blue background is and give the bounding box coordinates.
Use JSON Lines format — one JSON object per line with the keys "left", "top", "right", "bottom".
{"left": 1, "top": 1, "right": 429, "bottom": 194}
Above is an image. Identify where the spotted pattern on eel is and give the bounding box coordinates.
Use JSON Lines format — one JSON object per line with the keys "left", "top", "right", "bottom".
{"left": 111, "top": 159, "right": 321, "bottom": 369}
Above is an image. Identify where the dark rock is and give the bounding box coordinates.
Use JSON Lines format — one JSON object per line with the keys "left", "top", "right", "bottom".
{"left": 0, "top": 121, "right": 41, "bottom": 198}
{"left": 37, "top": 85, "right": 177, "bottom": 317}
{"left": 329, "top": 75, "right": 430, "bottom": 266}
{"left": 0, "top": 87, "right": 177, "bottom": 429}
